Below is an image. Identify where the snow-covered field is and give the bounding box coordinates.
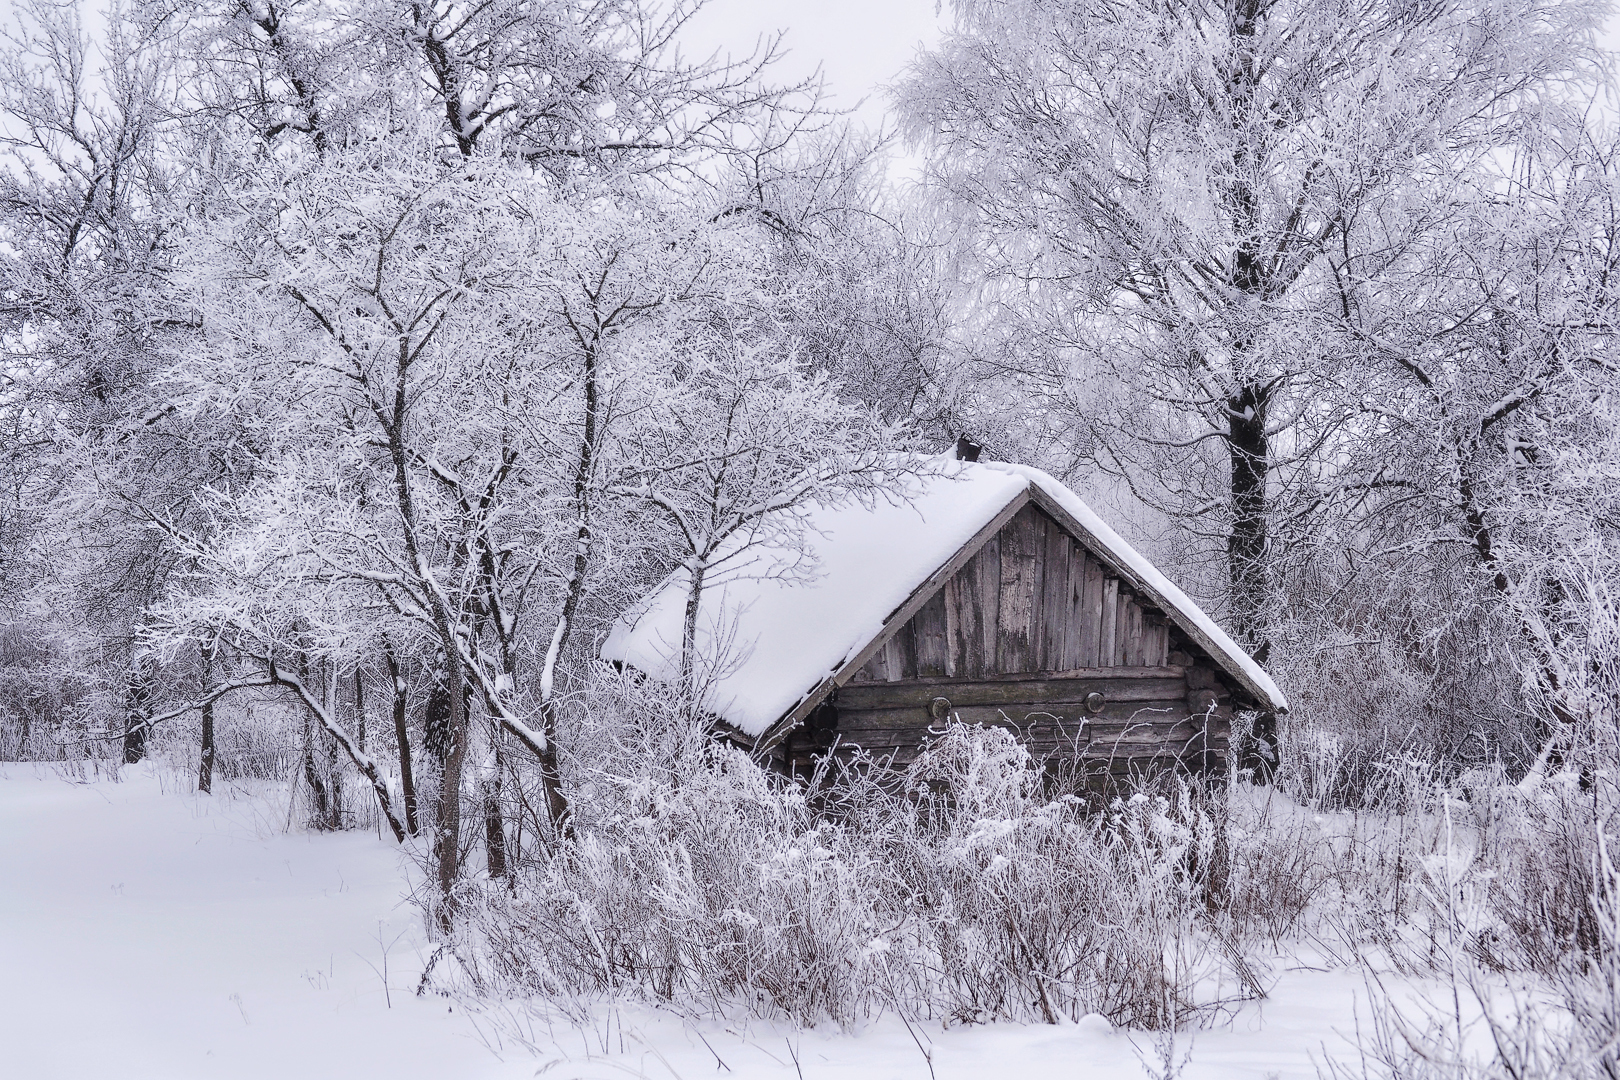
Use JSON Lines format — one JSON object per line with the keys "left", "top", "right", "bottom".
{"left": 0, "top": 764, "right": 1401, "bottom": 1079}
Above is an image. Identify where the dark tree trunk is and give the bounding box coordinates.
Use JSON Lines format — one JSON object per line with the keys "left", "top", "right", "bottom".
{"left": 425, "top": 681, "right": 452, "bottom": 765}
{"left": 354, "top": 667, "right": 366, "bottom": 753}
{"left": 1226, "top": 382, "right": 1271, "bottom": 660}
{"left": 384, "top": 647, "right": 419, "bottom": 836}
{"left": 299, "top": 652, "right": 337, "bottom": 830}
{"left": 1228, "top": 380, "right": 1277, "bottom": 782}
{"left": 433, "top": 653, "right": 471, "bottom": 919}
{"left": 123, "top": 665, "right": 152, "bottom": 764}
{"left": 198, "top": 644, "right": 215, "bottom": 794}
{"left": 482, "top": 738, "right": 507, "bottom": 879}
{"left": 526, "top": 332, "right": 609, "bottom": 840}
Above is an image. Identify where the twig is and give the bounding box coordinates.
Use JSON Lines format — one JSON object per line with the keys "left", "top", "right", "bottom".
{"left": 893, "top": 1011, "right": 936, "bottom": 1080}
{"left": 417, "top": 943, "right": 448, "bottom": 997}
{"left": 692, "top": 1027, "right": 731, "bottom": 1072}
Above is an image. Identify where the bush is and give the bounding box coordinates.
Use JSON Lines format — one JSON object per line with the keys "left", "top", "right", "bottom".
{"left": 452, "top": 675, "right": 1256, "bottom": 1029}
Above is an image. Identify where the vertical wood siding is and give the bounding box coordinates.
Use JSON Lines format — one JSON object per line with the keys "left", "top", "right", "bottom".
{"left": 851, "top": 504, "right": 1171, "bottom": 685}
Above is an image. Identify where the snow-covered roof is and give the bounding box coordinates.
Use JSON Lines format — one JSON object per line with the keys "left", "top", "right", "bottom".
{"left": 600, "top": 458, "right": 1288, "bottom": 740}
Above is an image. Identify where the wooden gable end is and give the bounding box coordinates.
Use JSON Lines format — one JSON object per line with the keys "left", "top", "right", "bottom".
{"left": 765, "top": 497, "right": 1240, "bottom": 783}
{"left": 846, "top": 502, "right": 1172, "bottom": 684}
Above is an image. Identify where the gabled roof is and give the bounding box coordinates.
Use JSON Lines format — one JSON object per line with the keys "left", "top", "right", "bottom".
{"left": 600, "top": 458, "right": 1288, "bottom": 743}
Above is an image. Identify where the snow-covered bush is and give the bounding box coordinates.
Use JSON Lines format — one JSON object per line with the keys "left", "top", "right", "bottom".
{"left": 458, "top": 673, "right": 892, "bottom": 1024}
{"left": 453, "top": 675, "right": 1249, "bottom": 1029}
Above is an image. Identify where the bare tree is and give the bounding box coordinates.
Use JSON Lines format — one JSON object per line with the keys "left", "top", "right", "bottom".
{"left": 897, "top": 0, "right": 1604, "bottom": 660}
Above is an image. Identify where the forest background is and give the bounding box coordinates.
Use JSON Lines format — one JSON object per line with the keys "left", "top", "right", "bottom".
{"left": 4, "top": 0, "right": 1620, "bottom": 1076}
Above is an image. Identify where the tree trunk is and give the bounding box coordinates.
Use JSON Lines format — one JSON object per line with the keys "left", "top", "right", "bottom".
{"left": 384, "top": 646, "right": 419, "bottom": 836}
{"left": 323, "top": 660, "right": 344, "bottom": 827}
{"left": 525, "top": 333, "right": 607, "bottom": 839}
{"left": 425, "top": 680, "right": 452, "bottom": 765}
{"left": 482, "top": 737, "right": 507, "bottom": 879}
{"left": 354, "top": 667, "right": 366, "bottom": 753}
{"left": 299, "top": 651, "right": 336, "bottom": 830}
{"left": 123, "top": 663, "right": 152, "bottom": 764}
{"left": 681, "top": 558, "right": 709, "bottom": 699}
{"left": 433, "top": 651, "right": 470, "bottom": 921}
{"left": 1227, "top": 381, "right": 1271, "bottom": 661}
{"left": 198, "top": 644, "right": 215, "bottom": 794}
{"left": 1228, "top": 381, "right": 1277, "bottom": 782}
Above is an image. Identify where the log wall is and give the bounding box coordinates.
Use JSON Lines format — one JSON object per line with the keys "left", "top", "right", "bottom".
{"left": 778, "top": 504, "right": 1238, "bottom": 789}
{"left": 781, "top": 669, "right": 1235, "bottom": 783}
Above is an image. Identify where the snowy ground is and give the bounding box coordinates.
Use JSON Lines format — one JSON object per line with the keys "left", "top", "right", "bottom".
{"left": 0, "top": 764, "right": 1399, "bottom": 1079}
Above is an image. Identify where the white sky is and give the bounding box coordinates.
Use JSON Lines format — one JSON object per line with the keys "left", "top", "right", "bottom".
{"left": 682, "top": 0, "right": 1620, "bottom": 138}
{"left": 677, "top": 0, "right": 946, "bottom": 135}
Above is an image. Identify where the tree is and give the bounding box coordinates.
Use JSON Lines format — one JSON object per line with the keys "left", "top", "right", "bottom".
{"left": 611, "top": 328, "right": 905, "bottom": 691}
{"left": 0, "top": 0, "right": 235, "bottom": 765}
{"left": 897, "top": 0, "right": 1604, "bottom": 659}
{"left": 1332, "top": 123, "right": 1620, "bottom": 761}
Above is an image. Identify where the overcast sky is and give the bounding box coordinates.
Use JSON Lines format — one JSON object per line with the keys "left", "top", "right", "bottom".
{"left": 681, "top": 0, "right": 1620, "bottom": 139}
{"left": 678, "top": 0, "right": 945, "bottom": 135}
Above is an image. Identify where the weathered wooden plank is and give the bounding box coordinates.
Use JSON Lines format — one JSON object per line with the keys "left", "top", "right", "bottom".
{"left": 1029, "top": 511, "right": 1049, "bottom": 668}
{"left": 942, "top": 573, "right": 963, "bottom": 678}
{"left": 823, "top": 742, "right": 928, "bottom": 767}
{"left": 835, "top": 675, "right": 1189, "bottom": 710}
{"left": 845, "top": 664, "right": 1186, "bottom": 687}
{"left": 1041, "top": 518, "right": 1072, "bottom": 671}
{"left": 848, "top": 649, "right": 887, "bottom": 684}
{"left": 833, "top": 725, "right": 1087, "bottom": 749}
{"left": 1124, "top": 600, "right": 1144, "bottom": 667}
{"left": 1087, "top": 728, "right": 1205, "bottom": 751}
{"left": 1079, "top": 554, "right": 1104, "bottom": 667}
{"left": 1141, "top": 618, "right": 1165, "bottom": 667}
{"left": 1115, "top": 590, "right": 1132, "bottom": 665}
{"left": 837, "top": 704, "right": 1097, "bottom": 732}
{"left": 834, "top": 715, "right": 1187, "bottom": 748}
{"left": 1099, "top": 578, "right": 1119, "bottom": 666}
{"left": 996, "top": 505, "right": 1039, "bottom": 673}
{"left": 1058, "top": 539, "right": 1083, "bottom": 670}
{"left": 952, "top": 547, "right": 985, "bottom": 678}
{"left": 976, "top": 534, "right": 1001, "bottom": 676}
{"left": 897, "top": 621, "right": 920, "bottom": 681}
{"left": 836, "top": 698, "right": 1188, "bottom": 732}
{"left": 824, "top": 743, "right": 921, "bottom": 768}
{"left": 913, "top": 590, "right": 949, "bottom": 677}
{"left": 880, "top": 634, "right": 900, "bottom": 683}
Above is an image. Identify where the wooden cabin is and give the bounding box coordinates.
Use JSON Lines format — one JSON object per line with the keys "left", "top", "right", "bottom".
{"left": 602, "top": 458, "right": 1287, "bottom": 789}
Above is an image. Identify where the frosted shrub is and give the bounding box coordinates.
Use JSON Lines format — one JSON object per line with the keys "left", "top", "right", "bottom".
{"left": 461, "top": 676, "right": 892, "bottom": 1024}
{"left": 0, "top": 626, "right": 118, "bottom": 764}
{"left": 893, "top": 726, "right": 1207, "bottom": 1027}
{"left": 458, "top": 684, "right": 1236, "bottom": 1030}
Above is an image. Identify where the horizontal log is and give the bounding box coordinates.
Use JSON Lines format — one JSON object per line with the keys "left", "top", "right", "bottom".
{"left": 835, "top": 675, "right": 1189, "bottom": 711}
{"left": 838, "top": 700, "right": 1187, "bottom": 731}
{"left": 845, "top": 665, "right": 1185, "bottom": 686}
{"left": 1088, "top": 722, "right": 1205, "bottom": 738}
{"left": 836, "top": 704, "right": 1084, "bottom": 731}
